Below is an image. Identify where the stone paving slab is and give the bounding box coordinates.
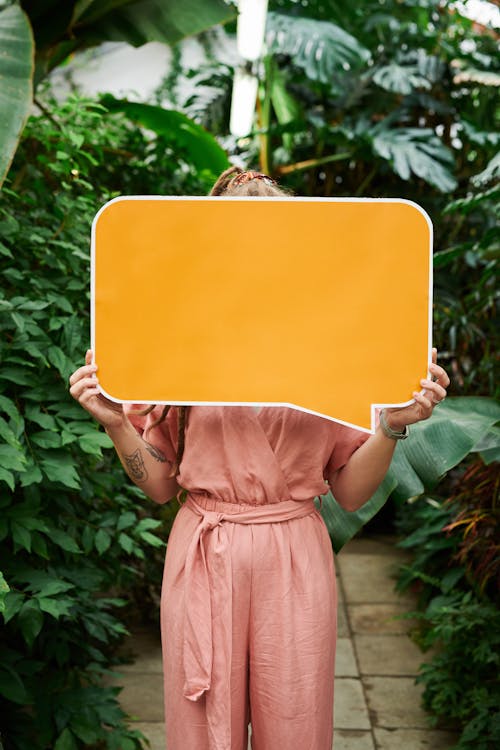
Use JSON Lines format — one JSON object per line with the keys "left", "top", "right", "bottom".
{"left": 337, "top": 537, "right": 405, "bottom": 556}
{"left": 336, "top": 637, "right": 359, "bottom": 677}
{"left": 348, "top": 603, "right": 417, "bottom": 634}
{"left": 334, "top": 729, "right": 375, "bottom": 749}
{"left": 113, "top": 671, "right": 164, "bottom": 722}
{"left": 355, "top": 634, "right": 423, "bottom": 676}
{"left": 336, "top": 553, "right": 414, "bottom": 605}
{"left": 334, "top": 678, "right": 371, "bottom": 730}
{"left": 363, "top": 677, "right": 429, "bottom": 729}
{"left": 133, "top": 722, "right": 165, "bottom": 750}
{"left": 337, "top": 601, "right": 349, "bottom": 636}
{"left": 373, "top": 728, "right": 459, "bottom": 749}
{"left": 118, "top": 630, "right": 163, "bottom": 674}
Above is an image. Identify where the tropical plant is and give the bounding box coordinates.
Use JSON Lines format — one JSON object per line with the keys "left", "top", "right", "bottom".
{"left": 0, "top": 2, "right": 34, "bottom": 184}
{"left": 323, "top": 396, "right": 500, "bottom": 551}
{"left": 0, "top": 0, "right": 236, "bottom": 186}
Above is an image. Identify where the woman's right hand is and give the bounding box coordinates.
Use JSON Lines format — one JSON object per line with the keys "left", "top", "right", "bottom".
{"left": 69, "top": 350, "right": 124, "bottom": 430}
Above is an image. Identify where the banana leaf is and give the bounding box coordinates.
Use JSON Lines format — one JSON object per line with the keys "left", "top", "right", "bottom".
{"left": 101, "top": 96, "right": 229, "bottom": 176}
{"left": 0, "top": 3, "right": 34, "bottom": 187}
{"left": 320, "top": 397, "right": 500, "bottom": 552}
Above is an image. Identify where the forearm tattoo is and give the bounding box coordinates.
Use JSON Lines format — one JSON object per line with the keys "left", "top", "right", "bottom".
{"left": 143, "top": 441, "right": 167, "bottom": 463}
{"left": 123, "top": 449, "right": 148, "bottom": 483}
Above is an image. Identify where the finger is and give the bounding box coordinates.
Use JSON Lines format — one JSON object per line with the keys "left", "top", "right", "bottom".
{"left": 69, "top": 376, "right": 100, "bottom": 399}
{"left": 85, "top": 350, "right": 93, "bottom": 366}
{"left": 420, "top": 379, "right": 447, "bottom": 402}
{"left": 69, "top": 364, "right": 98, "bottom": 387}
{"left": 79, "top": 386, "right": 101, "bottom": 405}
{"left": 413, "top": 390, "right": 433, "bottom": 412}
{"left": 429, "top": 362, "right": 450, "bottom": 388}
{"left": 432, "top": 347, "right": 437, "bottom": 365}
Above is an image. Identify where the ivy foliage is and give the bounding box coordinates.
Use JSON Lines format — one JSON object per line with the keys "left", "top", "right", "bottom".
{"left": 0, "top": 94, "right": 214, "bottom": 750}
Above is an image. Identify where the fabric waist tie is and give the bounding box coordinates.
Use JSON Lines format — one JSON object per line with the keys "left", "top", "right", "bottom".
{"left": 181, "top": 495, "right": 317, "bottom": 750}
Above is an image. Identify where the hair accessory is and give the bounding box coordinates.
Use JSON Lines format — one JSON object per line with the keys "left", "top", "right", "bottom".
{"left": 230, "top": 171, "right": 276, "bottom": 187}
{"left": 379, "top": 409, "right": 409, "bottom": 440}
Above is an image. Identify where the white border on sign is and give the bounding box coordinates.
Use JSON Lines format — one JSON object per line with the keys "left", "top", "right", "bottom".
{"left": 91, "top": 195, "right": 433, "bottom": 434}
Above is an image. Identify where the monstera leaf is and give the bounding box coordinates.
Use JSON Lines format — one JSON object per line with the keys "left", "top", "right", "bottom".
{"left": 321, "top": 397, "right": 500, "bottom": 552}
{"left": 0, "top": 2, "right": 34, "bottom": 187}
{"left": 266, "top": 12, "right": 371, "bottom": 85}
{"left": 373, "top": 63, "right": 431, "bottom": 94}
{"left": 371, "top": 125, "right": 457, "bottom": 193}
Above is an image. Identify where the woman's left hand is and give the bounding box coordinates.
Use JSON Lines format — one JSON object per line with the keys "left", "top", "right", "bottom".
{"left": 384, "top": 348, "right": 450, "bottom": 432}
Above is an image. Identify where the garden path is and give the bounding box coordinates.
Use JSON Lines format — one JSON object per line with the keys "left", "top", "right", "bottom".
{"left": 114, "top": 536, "right": 459, "bottom": 750}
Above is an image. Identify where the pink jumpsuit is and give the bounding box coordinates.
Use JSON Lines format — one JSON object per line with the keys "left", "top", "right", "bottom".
{"left": 127, "top": 405, "right": 368, "bottom": 750}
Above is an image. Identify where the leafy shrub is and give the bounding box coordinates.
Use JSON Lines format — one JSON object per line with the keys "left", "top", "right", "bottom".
{"left": 396, "top": 458, "right": 499, "bottom": 749}
{"left": 0, "top": 93, "right": 216, "bottom": 749}
{"left": 414, "top": 592, "right": 500, "bottom": 750}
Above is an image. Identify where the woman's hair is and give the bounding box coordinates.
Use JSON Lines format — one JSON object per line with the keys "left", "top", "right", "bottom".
{"left": 210, "top": 166, "right": 290, "bottom": 197}
{"left": 138, "top": 168, "right": 289, "bottom": 477}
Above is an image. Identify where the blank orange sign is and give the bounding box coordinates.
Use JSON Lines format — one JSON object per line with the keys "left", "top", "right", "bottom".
{"left": 91, "top": 197, "right": 432, "bottom": 433}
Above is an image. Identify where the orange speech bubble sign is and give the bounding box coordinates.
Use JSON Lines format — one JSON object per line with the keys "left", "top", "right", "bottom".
{"left": 91, "top": 197, "right": 432, "bottom": 433}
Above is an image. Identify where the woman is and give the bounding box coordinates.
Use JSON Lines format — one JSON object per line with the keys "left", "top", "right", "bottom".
{"left": 69, "top": 167, "right": 449, "bottom": 750}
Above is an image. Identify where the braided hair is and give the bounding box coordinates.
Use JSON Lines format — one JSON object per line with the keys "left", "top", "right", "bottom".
{"left": 138, "top": 168, "right": 290, "bottom": 475}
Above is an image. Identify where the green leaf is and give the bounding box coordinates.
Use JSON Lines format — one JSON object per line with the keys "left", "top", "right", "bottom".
{"left": 48, "top": 345, "right": 74, "bottom": 380}
{"left": 50, "top": 529, "right": 82, "bottom": 554}
{"left": 79, "top": 430, "right": 113, "bottom": 455}
{"left": 19, "top": 599, "right": 44, "bottom": 647}
{"left": 0, "top": 395, "right": 20, "bottom": 422}
{"left": 373, "top": 63, "right": 431, "bottom": 94}
{"left": 31, "top": 430, "right": 62, "bottom": 449}
{"left": 372, "top": 126, "right": 457, "bottom": 193}
{"left": 2, "top": 591, "right": 25, "bottom": 624}
{"left": 54, "top": 727, "right": 78, "bottom": 750}
{"left": 11, "top": 520, "right": 32, "bottom": 552}
{"left": 19, "top": 462, "right": 44, "bottom": 487}
{"left": 24, "top": 406, "right": 58, "bottom": 430}
{"left": 32, "top": 532, "right": 49, "bottom": 558}
{"left": 74, "top": 0, "right": 236, "bottom": 47}
{"left": 471, "top": 426, "right": 500, "bottom": 465}
{"left": 29, "top": 575, "right": 75, "bottom": 597}
{"left": 116, "top": 511, "right": 136, "bottom": 532}
{"left": 323, "top": 397, "right": 500, "bottom": 552}
{"left": 135, "top": 518, "right": 162, "bottom": 532}
{"left": 118, "top": 532, "right": 134, "bottom": 554}
{"left": 94, "top": 528, "right": 111, "bottom": 554}
{"left": 0, "top": 571, "right": 10, "bottom": 614}
{"left": 36, "top": 596, "right": 73, "bottom": 618}
{"left": 471, "top": 152, "right": 500, "bottom": 187}
{"left": 139, "top": 531, "right": 165, "bottom": 548}
{"left": 101, "top": 96, "right": 229, "bottom": 176}
{"left": 0, "top": 666, "right": 29, "bottom": 704}
{"left": 0, "top": 444, "right": 27, "bottom": 471}
{"left": 0, "top": 3, "right": 34, "bottom": 187}
{"left": 0, "top": 414, "right": 21, "bottom": 447}
{"left": 39, "top": 452, "right": 81, "bottom": 489}
{"left": 267, "top": 13, "right": 371, "bottom": 85}
{"left": 0, "top": 467, "right": 15, "bottom": 491}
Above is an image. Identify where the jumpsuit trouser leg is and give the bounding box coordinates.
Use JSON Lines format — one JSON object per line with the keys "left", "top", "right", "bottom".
{"left": 160, "top": 500, "right": 337, "bottom": 750}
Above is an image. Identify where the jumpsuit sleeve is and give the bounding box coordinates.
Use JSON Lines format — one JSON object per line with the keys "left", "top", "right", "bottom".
{"left": 323, "top": 423, "right": 370, "bottom": 485}
{"left": 123, "top": 403, "right": 178, "bottom": 466}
